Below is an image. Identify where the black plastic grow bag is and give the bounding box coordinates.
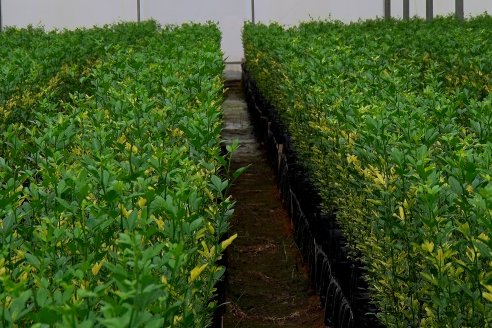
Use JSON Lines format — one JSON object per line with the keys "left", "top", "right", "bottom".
{"left": 242, "top": 65, "right": 383, "bottom": 328}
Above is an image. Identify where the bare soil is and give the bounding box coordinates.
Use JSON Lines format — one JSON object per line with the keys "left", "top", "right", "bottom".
{"left": 221, "top": 80, "right": 325, "bottom": 328}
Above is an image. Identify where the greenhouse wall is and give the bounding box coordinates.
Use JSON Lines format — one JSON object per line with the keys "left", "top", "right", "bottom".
{"left": 2, "top": 0, "right": 492, "bottom": 62}
{"left": 3, "top": 0, "right": 135, "bottom": 29}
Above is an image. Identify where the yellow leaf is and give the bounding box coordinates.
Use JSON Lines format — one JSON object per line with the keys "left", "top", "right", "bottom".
{"left": 397, "top": 206, "right": 405, "bottom": 220}
{"left": 172, "top": 128, "right": 184, "bottom": 137}
{"left": 483, "top": 292, "right": 492, "bottom": 303}
{"left": 221, "top": 234, "right": 238, "bottom": 250}
{"left": 117, "top": 135, "right": 127, "bottom": 144}
{"left": 466, "top": 246, "right": 476, "bottom": 262}
{"left": 422, "top": 241, "right": 434, "bottom": 253}
{"left": 189, "top": 264, "right": 208, "bottom": 282}
{"left": 137, "top": 197, "right": 147, "bottom": 208}
{"left": 207, "top": 222, "right": 215, "bottom": 234}
{"left": 367, "top": 198, "right": 383, "bottom": 206}
{"left": 436, "top": 248, "right": 445, "bottom": 264}
{"left": 478, "top": 232, "right": 490, "bottom": 242}
{"left": 20, "top": 271, "right": 29, "bottom": 282}
{"left": 15, "top": 249, "right": 25, "bottom": 260}
{"left": 201, "top": 241, "right": 210, "bottom": 256}
{"left": 173, "top": 316, "right": 183, "bottom": 325}
{"left": 374, "top": 172, "right": 386, "bottom": 186}
{"left": 125, "top": 142, "right": 138, "bottom": 154}
{"left": 92, "top": 261, "right": 104, "bottom": 276}
{"left": 196, "top": 227, "right": 207, "bottom": 240}
{"left": 346, "top": 154, "right": 358, "bottom": 165}
{"left": 118, "top": 204, "right": 131, "bottom": 218}
{"left": 154, "top": 217, "right": 165, "bottom": 231}
{"left": 424, "top": 306, "right": 435, "bottom": 318}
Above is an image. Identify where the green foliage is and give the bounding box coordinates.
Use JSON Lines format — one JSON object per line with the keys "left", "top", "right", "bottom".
{"left": 244, "top": 16, "right": 492, "bottom": 327}
{"left": 0, "top": 22, "right": 233, "bottom": 327}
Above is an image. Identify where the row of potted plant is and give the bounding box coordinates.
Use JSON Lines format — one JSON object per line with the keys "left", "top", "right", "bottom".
{"left": 244, "top": 16, "right": 492, "bottom": 327}
{"left": 1, "top": 22, "right": 236, "bottom": 327}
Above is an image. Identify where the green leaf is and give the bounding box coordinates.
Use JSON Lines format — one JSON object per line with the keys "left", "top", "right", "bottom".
{"left": 210, "top": 175, "right": 228, "bottom": 193}
{"left": 35, "top": 308, "right": 58, "bottom": 325}
{"left": 36, "top": 287, "right": 50, "bottom": 307}
{"left": 25, "top": 253, "right": 41, "bottom": 270}
{"left": 77, "top": 289, "right": 98, "bottom": 298}
{"left": 233, "top": 166, "right": 248, "bottom": 179}
{"left": 448, "top": 176, "right": 463, "bottom": 195}
{"left": 56, "top": 197, "right": 75, "bottom": 212}
{"left": 473, "top": 240, "right": 492, "bottom": 259}
{"left": 189, "top": 217, "right": 204, "bottom": 231}
{"left": 10, "top": 290, "right": 32, "bottom": 321}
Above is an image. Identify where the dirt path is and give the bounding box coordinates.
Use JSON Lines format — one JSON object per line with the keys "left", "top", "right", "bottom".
{"left": 221, "top": 79, "right": 325, "bottom": 328}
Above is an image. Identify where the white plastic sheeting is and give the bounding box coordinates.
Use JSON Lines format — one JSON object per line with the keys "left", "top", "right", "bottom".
{"left": 3, "top": 0, "right": 135, "bottom": 29}
{"left": 325, "top": 0, "right": 384, "bottom": 23}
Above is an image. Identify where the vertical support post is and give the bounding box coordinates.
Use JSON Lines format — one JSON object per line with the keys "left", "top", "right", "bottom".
{"left": 137, "top": 0, "right": 141, "bottom": 23}
{"left": 426, "top": 0, "right": 433, "bottom": 21}
{"left": 384, "top": 0, "right": 391, "bottom": 19}
{"left": 251, "top": 0, "right": 255, "bottom": 24}
{"left": 403, "top": 0, "right": 410, "bottom": 20}
{"left": 456, "top": 0, "right": 464, "bottom": 21}
{"left": 0, "top": 0, "right": 3, "bottom": 32}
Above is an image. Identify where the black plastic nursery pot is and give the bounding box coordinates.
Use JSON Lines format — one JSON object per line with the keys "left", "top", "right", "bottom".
{"left": 242, "top": 65, "right": 383, "bottom": 328}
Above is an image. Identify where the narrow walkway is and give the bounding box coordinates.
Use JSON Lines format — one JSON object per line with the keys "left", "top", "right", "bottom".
{"left": 222, "top": 78, "right": 324, "bottom": 328}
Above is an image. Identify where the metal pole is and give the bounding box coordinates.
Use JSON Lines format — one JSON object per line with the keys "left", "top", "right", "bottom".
{"left": 403, "top": 0, "right": 410, "bottom": 20}
{"left": 426, "top": 0, "right": 433, "bottom": 21}
{"left": 384, "top": 0, "right": 391, "bottom": 19}
{"left": 251, "top": 0, "right": 255, "bottom": 24}
{"left": 137, "top": 0, "right": 141, "bottom": 23}
{"left": 0, "top": 0, "right": 3, "bottom": 32}
{"left": 456, "top": 0, "right": 464, "bottom": 21}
